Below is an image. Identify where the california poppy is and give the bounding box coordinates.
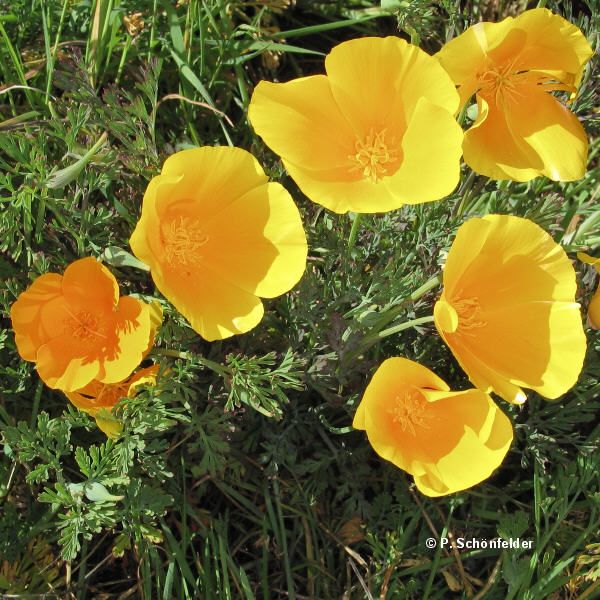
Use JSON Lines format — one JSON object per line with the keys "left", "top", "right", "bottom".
{"left": 129, "top": 146, "right": 308, "bottom": 341}
{"left": 248, "top": 37, "right": 463, "bottom": 214}
{"left": 434, "top": 215, "right": 586, "bottom": 403}
{"left": 578, "top": 252, "right": 600, "bottom": 329}
{"left": 10, "top": 258, "right": 151, "bottom": 392}
{"left": 66, "top": 365, "right": 159, "bottom": 439}
{"left": 353, "top": 357, "right": 513, "bottom": 497}
{"left": 436, "top": 8, "right": 593, "bottom": 181}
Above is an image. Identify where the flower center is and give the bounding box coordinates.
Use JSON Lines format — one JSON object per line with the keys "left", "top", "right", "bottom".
{"left": 453, "top": 296, "right": 486, "bottom": 334}
{"left": 349, "top": 128, "right": 400, "bottom": 183}
{"left": 162, "top": 215, "right": 209, "bottom": 267}
{"left": 66, "top": 310, "right": 104, "bottom": 341}
{"left": 477, "top": 60, "right": 525, "bottom": 107}
{"left": 95, "top": 382, "right": 129, "bottom": 407}
{"left": 389, "top": 389, "right": 431, "bottom": 435}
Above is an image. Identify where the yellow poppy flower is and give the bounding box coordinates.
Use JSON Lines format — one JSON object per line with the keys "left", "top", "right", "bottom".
{"left": 10, "top": 258, "right": 151, "bottom": 392}
{"left": 577, "top": 252, "right": 600, "bottom": 329}
{"left": 353, "top": 357, "right": 513, "bottom": 497}
{"left": 248, "top": 37, "right": 463, "bottom": 214}
{"left": 436, "top": 8, "right": 593, "bottom": 181}
{"left": 434, "top": 215, "right": 586, "bottom": 404}
{"left": 129, "top": 146, "right": 307, "bottom": 341}
{"left": 65, "top": 365, "right": 159, "bottom": 439}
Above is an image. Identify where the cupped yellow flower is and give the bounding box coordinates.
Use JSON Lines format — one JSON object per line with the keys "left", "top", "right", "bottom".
{"left": 65, "top": 365, "right": 159, "bottom": 438}
{"left": 578, "top": 252, "right": 600, "bottom": 329}
{"left": 10, "top": 258, "right": 151, "bottom": 392}
{"left": 129, "top": 146, "right": 308, "bottom": 341}
{"left": 436, "top": 8, "right": 593, "bottom": 181}
{"left": 248, "top": 37, "right": 463, "bottom": 214}
{"left": 434, "top": 215, "right": 586, "bottom": 404}
{"left": 353, "top": 357, "right": 513, "bottom": 497}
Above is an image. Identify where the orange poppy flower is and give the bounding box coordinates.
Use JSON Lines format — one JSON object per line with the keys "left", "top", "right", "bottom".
{"left": 10, "top": 258, "right": 151, "bottom": 392}
{"left": 578, "top": 252, "right": 600, "bottom": 329}
{"left": 434, "top": 215, "right": 586, "bottom": 404}
{"left": 436, "top": 8, "right": 593, "bottom": 181}
{"left": 248, "top": 37, "right": 463, "bottom": 213}
{"left": 129, "top": 146, "right": 308, "bottom": 341}
{"left": 353, "top": 357, "right": 513, "bottom": 497}
{"left": 65, "top": 365, "right": 159, "bottom": 438}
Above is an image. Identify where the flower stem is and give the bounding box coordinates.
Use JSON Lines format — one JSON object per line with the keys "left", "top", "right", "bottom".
{"left": 370, "top": 273, "right": 442, "bottom": 332}
{"left": 373, "top": 315, "right": 435, "bottom": 341}
{"left": 151, "top": 348, "right": 232, "bottom": 377}
{"left": 347, "top": 213, "right": 363, "bottom": 249}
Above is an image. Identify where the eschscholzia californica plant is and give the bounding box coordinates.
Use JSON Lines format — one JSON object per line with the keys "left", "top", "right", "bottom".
{"left": 578, "top": 252, "right": 600, "bottom": 329}
{"left": 65, "top": 365, "right": 159, "bottom": 439}
{"left": 436, "top": 8, "right": 593, "bottom": 182}
{"left": 10, "top": 258, "right": 152, "bottom": 392}
{"left": 434, "top": 215, "right": 587, "bottom": 405}
{"left": 129, "top": 146, "right": 308, "bottom": 341}
{"left": 63, "top": 300, "right": 163, "bottom": 438}
{"left": 353, "top": 357, "right": 513, "bottom": 497}
{"left": 248, "top": 37, "right": 463, "bottom": 214}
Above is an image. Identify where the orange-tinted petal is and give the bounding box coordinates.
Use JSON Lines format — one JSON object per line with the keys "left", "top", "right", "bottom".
{"left": 98, "top": 296, "right": 151, "bottom": 384}
{"left": 463, "top": 96, "right": 542, "bottom": 181}
{"left": 10, "top": 273, "right": 63, "bottom": 361}
{"left": 61, "top": 258, "right": 119, "bottom": 313}
{"left": 200, "top": 182, "right": 307, "bottom": 298}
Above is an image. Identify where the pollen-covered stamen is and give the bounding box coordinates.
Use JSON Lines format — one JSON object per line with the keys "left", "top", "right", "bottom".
{"left": 162, "top": 216, "right": 209, "bottom": 267}
{"left": 95, "top": 382, "right": 129, "bottom": 407}
{"left": 66, "top": 310, "right": 104, "bottom": 341}
{"left": 349, "top": 128, "right": 400, "bottom": 183}
{"left": 389, "top": 388, "right": 431, "bottom": 435}
{"left": 453, "top": 296, "right": 486, "bottom": 334}
{"left": 477, "top": 59, "right": 527, "bottom": 107}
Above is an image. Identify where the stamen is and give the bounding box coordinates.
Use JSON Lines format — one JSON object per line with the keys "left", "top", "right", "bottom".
{"left": 162, "top": 216, "right": 209, "bottom": 267}
{"left": 65, "top": 310, "right": 105, "bottom": 341}
{"left": 452, "top": 295, "right": 486, "bottom": 334}
{"left": 477, "top": 58, "right": 527, "bottom": 107}
{"left": 389, "top": 389, "right": 431, "bottom": 435}
{"left": 349, "top": 128, "right": 400, "bottom": 183}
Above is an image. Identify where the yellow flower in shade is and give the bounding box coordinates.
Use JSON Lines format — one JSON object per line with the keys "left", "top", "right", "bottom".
{"left": 248, "top": 37, "right": 463, "bottom": 214}
{"left": 434, "top": 215, "right": 586, "bottom": 404}
{"left": 129, "top": 146, "right": 308, "bottom": 341}
{"left": 353, "top": 357, "right": 513, "bottom": 497}
{"left": 436, "top": 8, "right": 593, "bottom": 182}
{"left": 65, "top": 365, "right": 159, "bottom": 438}
{"left": 577, "top": 252, "right": 600, "bottom": 329}
{"left": 10, "top": 258, "right": 151, "bottom": 392}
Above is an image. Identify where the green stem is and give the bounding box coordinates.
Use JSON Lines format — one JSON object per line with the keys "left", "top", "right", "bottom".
{"left": 30, "top": 380, "right": 44, "bottom": 428}
{"left": 371, "top": 273, "right": 442, "bottom": 332}
{"left": 151, "top": 348, "right": 232, "bottom": 377}
{"left": 347, "top": 213, "right": 363, "bottom": 249}
{"left": 372, "top": 315, "right": 435, "bottom": 342}
{"left": 455, "top": 169, "right": 477, "bottom": 216}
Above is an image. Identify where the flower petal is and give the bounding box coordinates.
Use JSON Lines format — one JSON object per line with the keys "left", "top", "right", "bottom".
{"left": 248, "top": 76, "right": 356, "bottom": 174}
{"left": 463, "top": 95, "right": 542, "bottom": 181}
{"left": 151, "top": 263, "right": 264, "bottom": 341}
{"left": 61, "top": 258, "right": 119, "bottom": 312}
{"left": 513, "top": 8, "right": 593, "bottom": 77}
{"left": 505, "top": 86, "right": 588, "bottom": 181}
{"left": 36, "top": 335, "right": 101, "bottom": 391}
{"left": 202, "top": 182, "right": 307, "bottom": 298}
{"left": 10, "top": 273, "right": 63, "bottom": 361}
{"left": 326, "top": 37, "right": 459, "bottom": 131}
{"left": 99, "top": 296, "right": 151, "bottom": 384}
{"left": 386, "top": 97, "right": 463, "bottom": 204}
